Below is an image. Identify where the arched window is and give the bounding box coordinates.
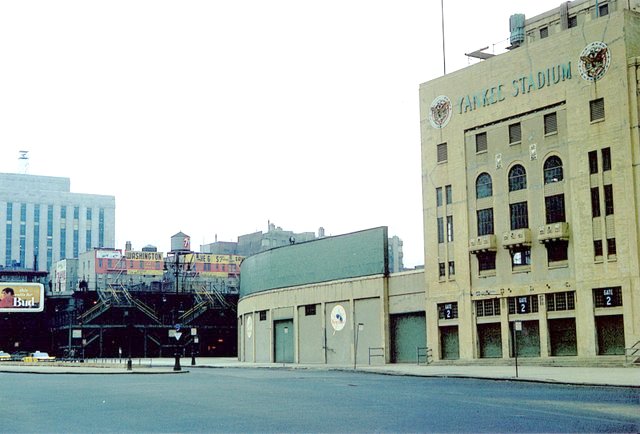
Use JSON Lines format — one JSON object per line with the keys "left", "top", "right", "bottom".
{"left": 508, "top": 165, "right": 527, "bottom": 191}
{"left": 544, "top": 156, "right": 563, "bottom": 184}
{"left": 476, "top": 173, "right": 493, "bottom": 198}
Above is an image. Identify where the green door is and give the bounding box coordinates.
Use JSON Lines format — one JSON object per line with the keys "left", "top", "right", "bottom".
{"left": 390, "top": 313, "right": 426, "bottom": 363}
{"left": 548, "top": 318, "right": 577, "bottom": 356}
{"left": 596, "top": 315, "right": 625, "bottom": 355}
{"left": 478, "top": 323, "right": 502, "bottom": 358}
{"left": 440, "top": 326, "right": 459, "bottom": 360}
{"left": 274, "top": 320, "right": 294, "bottom": 363}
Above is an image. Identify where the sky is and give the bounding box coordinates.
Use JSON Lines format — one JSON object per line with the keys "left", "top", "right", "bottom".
{"left": 0, "top": 1, "right": 562, "bottom": 268}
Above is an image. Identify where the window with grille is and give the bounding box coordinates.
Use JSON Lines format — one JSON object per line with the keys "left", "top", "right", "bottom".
{"left": 477, "top": 208, "right": 494, "bottom": 236}
{"left": 436, "top": 187, "right": 443, "bottom": 207}
{"left": 477, "top": 251, "right": 496, "bottom": 272}
{"left": 604, "top": 185, "right": 614, "bottom": 215}
{"left": 607, "top": 238, "right": 617, "bottom": 256}
{"left": 568, "top": 15, "right": 577, "bottom": 28}
{"left": 593, "top": 287, "right": 622, "bottom": 308}
{"left": 259, "top": 310, "right": 267, "bottom": 321}
{"left": 545, "top": 194, "right": 566, "bottom": 223}
{"left": 476, "top": 298, "right": 501, "bottom": 317}
{"left": 446, "top": 216, "right": 454, "bottom": 242}
{"left": 508, "top": 295, "right": 539, "bottom": 314}
{"left": 510, "top": 202, "right": 529, "bottom": 230}
{"left": 437, "top": 217, "right": 444, "bottom": 243}
{"left": 305, "top": 304, "right": 316, "bottom": 316}
{"left": 590, "top": 98, "right": 605, "bottom": 122}
{"left": 510, "top": 246, "right": 531, "bottom": 267}
{"left": 476, "top": 132, "right": 488, "bottom": 153}
{"left": 438, "top": 302, "right": 458, "bottom": 319}
{"left": 591, "top": 187, "right": 601, "bottom": 218}
{"left": 437, "top": 143, "right": 448, "bottom": 163}
{"left": 543, "top": 156, "right": 563, "bottom": 183}
{"left": 544, "top": 112, "right": 558, "bottom": 134}
{"left": 588, "top": 151, "right": 598, "bottom": 174}
{"left": 594, "top": 240, "right": 603, "bottom": 257}
{"left": 546, "top": 240, "right": 568, "bottom": 263}
{"left": 540, "top": 27, "right": 549, "bottom": 39}
{"left": 509, "top": 123, "right": 522, "bottom": 144}
{"left": 546, "top": 291, "right": 575, "bottom": 311}
{"left": 508, "top": 165, "right": 527, "bottom": 191}
{"left": 476, "top": 173, "right": 493, "bottom": 198}
{"left": 602, "top": 148, "right": 611, "bottom": 171}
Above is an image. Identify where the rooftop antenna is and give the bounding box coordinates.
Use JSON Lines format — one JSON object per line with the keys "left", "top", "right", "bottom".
{"left": 441, "top": 0, "right": 446, "bottom": 74}
{"left": 19, "top": 150, "right": 29, "bottom": 174}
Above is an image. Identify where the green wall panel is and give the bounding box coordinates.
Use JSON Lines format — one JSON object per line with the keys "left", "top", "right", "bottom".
{"left": 240, "top": 227, "right": 388, "bottom": 297}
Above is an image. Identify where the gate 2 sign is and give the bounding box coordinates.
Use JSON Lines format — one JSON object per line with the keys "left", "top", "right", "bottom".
{"left": 0, "top": 283, "right": 44, "bottom": 312}
{"left": 330, "top": 305, "right": 347, "bottom": 332}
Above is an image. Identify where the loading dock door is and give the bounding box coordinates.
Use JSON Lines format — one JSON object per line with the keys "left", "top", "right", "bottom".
{"left": 390, "top": 312, "right": 426, "bottom": 363}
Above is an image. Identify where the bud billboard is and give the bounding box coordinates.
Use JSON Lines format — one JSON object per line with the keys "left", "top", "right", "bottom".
{"left": 0, "top": 283, "right": 45, "bottom": 312}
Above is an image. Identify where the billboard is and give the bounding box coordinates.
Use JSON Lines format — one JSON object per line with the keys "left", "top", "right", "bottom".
{"left": 0, "top": 283, "right": 45, "bottom": 312}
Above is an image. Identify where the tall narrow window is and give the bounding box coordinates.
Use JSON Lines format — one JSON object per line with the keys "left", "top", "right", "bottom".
{"left": 594, "top": 240, "right": 603, "bottom": 257}
{"left": 591, "top": 187, "right": 601, "bottom": 217}
{"left": 590, "top": 98, "right": 605, "bottom": 122}
{"left": 604, "top": 185, "right": 614, "bottom": 215}
{"left": 545, "top": 194, "right": 566, "bottom": 223}
{"left": 509, "top": 123, "right": 521, "bottom": 144}
{"left": 437, "top": 218, "right": 444, "bottom": 243}
{"left": 510, "top": 202, "right": 529, "bottom": 230}
{"left": 438, "top": 262, "right": 446, "bottom": 278}
{"left": 544, "top": 112, "right": 558, "bottom": 135}
{"left": 446, "top": 216, "right": 454, "bottom": 242}
{"left": 588, "top": 151, "right": 598, "bottom": 174}
{"left": 508, "top": 165, "right": 527, "bottom": 191}
{"left": 544, "top": 156, "right": 563, "bottom": 184}
{"left": 436, "top": 187, "right": 443, "bottom": 207}
{"left": 445, "top": 185, "right": 452, "bottom": 204}
{"left": 607, "top": 238, "right": 617, "bottom": 256}
{"left": 477, "top": 208, "right": 494, "bottom": 236}
{"left": 476, "top": 132, "right": 488, "bottom": 153}
{"left": 448, "top": 261, "right": 455, "bottom": 276}
{"left": 437, "top": 143, "right": 448, "bottom": 163}
{"left": 476, "top": 173, "right": 493, "bottom": 198}
{"left": 602, "top": 147, "right": 611, "bottom": 171}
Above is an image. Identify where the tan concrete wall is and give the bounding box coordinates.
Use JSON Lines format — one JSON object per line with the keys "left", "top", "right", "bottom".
{"left": 420, "top": 6, "right": 640, "bottom": 361}
{"left": 237, "top": 271, "right": 424, "bottom": 365}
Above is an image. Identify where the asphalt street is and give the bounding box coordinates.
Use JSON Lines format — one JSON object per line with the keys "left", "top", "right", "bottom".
{"left": 1, "top": 368, "right": 638, "bottom": 433}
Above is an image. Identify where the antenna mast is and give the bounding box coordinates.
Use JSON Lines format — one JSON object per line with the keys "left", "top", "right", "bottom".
{"left": 19, "top": 150, "right": 29, "bottom": 174}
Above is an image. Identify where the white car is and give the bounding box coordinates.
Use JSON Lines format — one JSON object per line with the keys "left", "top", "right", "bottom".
{"left": 0, "top": 351, "right": 10, "bottom": 360}
{"left": 22, "top": 351, "right": 56, "bottom": 362}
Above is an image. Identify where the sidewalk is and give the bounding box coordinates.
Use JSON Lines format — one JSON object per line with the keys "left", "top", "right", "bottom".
{"left": 1, "top": 357, "right": 638, "bottom": 387}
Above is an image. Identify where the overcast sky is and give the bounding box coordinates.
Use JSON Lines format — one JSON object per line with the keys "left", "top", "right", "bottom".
{"left": 0, "top": 1, "right": 561, "bottom": 267}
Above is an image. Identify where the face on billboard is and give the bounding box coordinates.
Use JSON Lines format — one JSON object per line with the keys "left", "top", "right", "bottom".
{"left": 0, "top": 283, "right": 44, "bottom": 312}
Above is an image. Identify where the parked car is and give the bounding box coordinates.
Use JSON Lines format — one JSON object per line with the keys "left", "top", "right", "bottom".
{"left": 22, "top": 351, "right": 56, "bottom": 362}
{"left": 11, "top": 351, "right": 29, "bottom": 361}
{"left": 0, "top": 351, "right": 10, "bottom": 360}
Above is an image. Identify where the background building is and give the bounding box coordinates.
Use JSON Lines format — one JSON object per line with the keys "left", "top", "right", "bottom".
{"left": 0, "top": 173, "right": 115, "bottom": 273}
{"left": 420, "top": 0, "right": 640, "bottom": 362}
